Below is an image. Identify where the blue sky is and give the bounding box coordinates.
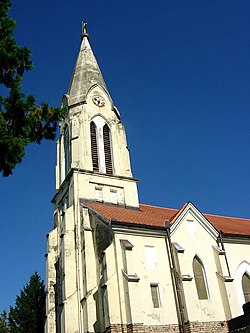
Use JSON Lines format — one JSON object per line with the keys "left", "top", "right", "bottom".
{"left": 0, "top": 0, "right": 249, "bottom": 312}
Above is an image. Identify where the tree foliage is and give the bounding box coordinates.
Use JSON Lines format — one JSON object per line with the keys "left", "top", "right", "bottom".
{"left": 0, "top": 311, "right": 10, "bottom": 333}
{"left": 0, "top": 0, "right": 65, "bottom": 176}
{"left": 8, "top": 272, "right": 46, "bottom": 333}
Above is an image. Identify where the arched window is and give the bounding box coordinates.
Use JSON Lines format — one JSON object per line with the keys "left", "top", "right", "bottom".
{"left": 193, "top": 256, "right": 209, "bottom": 300}
{"left": 90, "top": 121, "right": 99, "bottom": 172}
{"left": 103, "top": 124, "right": 113, "bottom": 175}
{"left": 242, "top": 272, "right": 250, "bottom": 303}
{"left": 90, "top": 118, "right": 113, "bottom": 175}
{"left": 235, "top": 261, "right": 250, "bottom": 308}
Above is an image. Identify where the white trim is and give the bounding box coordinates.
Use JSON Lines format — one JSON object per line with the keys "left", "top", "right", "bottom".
{"left": 235, "top": 260, "right": 250, "bottom": 309}
{"left": 170, "top": 202, "right": 219, "bottom": 240}
{"left": 91, "top": 116, "right": 113, "bottom": 174}
{"left": 92, "top": 116, "right": 106, "bottom": 173}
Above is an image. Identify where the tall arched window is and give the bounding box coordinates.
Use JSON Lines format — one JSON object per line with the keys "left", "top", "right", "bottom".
{"left": 193, "top": 256, "right": 209, "bottom": 300}
{"left": 90, "top": 117, "right": 113, "bottom": 175}
{"left": 242, "top": 272, "right": 250, "bottom": 303}
{"left": 90, "top": 121, "right": 99, "bottom": 172}
{"left": 103, "top": 124, "right": 113, "bottom": 175}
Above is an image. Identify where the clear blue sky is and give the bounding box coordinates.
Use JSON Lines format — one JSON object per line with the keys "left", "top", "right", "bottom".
{"left": 0, "top": 0, "right": 249, "bottom": 312}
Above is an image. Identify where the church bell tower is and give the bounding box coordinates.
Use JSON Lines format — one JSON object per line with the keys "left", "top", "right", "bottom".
{"left": 54, "top": 23, "right": 139, "bottom": 208}
{"left": 46, "top": 24, "right": 139, "bottom": 333}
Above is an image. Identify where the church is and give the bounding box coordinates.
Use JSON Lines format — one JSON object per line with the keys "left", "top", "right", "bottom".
{"left": 45, "top": 25, "right": 250, "bottom": 333}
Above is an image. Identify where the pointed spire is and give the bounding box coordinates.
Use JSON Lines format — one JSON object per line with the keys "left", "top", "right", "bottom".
{"left": 67, "top": 23, "right": 108, "bottom": 107}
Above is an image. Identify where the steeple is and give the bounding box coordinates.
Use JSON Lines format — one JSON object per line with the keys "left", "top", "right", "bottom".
{"left": 67, "top": 23, "right": 108, "bottom": 107}
{"left": 55, "top": 25, "right": 139, "bottom": 209}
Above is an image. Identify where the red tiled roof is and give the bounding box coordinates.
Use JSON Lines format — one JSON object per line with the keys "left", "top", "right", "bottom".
{"left": 204, "top": 213, "right": 250, "bottom": 236}
{"left": 81, "top": 201, "right": 250, "bottom": 237}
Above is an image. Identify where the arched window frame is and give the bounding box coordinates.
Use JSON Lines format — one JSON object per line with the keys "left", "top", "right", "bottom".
{"left": 103, "top": 123, "right": 113, "bottom": 175}
{"left": 90, "top": 116, "right": 113, "bottom": 175}
{"left": 242, "top": 272, "right": 250, "bottom": 303}
{"left": 193, "top": 255, "right": 209, "bottom": 300}
{"left": 235, "top": 261, "right": 250, "bottom": 309}
{"left": 90, "top": 121, "right": 99, "bottom": 172}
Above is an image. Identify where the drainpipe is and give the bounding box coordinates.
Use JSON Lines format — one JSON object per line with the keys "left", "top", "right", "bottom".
{"left": 165, "top": 221, "right": 187, "bottom": 333}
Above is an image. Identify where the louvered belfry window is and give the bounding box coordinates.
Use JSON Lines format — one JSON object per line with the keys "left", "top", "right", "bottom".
{"left": 90, "top": 121, "right": 99, "bottom": 172}
{"left": 103, "top": 124, "right": 113, "bottom": 175}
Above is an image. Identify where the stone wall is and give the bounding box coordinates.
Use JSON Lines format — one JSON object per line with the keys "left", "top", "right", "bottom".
{"left": 185, "top": 321, "right": 228, "bottom": 333}
{"left": 104, "top": 323, "right": 179, "bottom": 333}
{"left": 102, "top": 321, "right": 228, "bottom": 333}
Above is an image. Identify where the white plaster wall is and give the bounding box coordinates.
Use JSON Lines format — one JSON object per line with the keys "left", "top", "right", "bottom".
{"left": 47, "top": 202, "right": 250, "bottom": 333}
{"left": 73, "top": 172, "right": 139, "bottom": 208}
{"left": 45, "top": 228, "right": 58, "bottom": 333}
{"left": 105, "top": 231, "right": 179, "bottom": 326}
{"left": 224, "top": 242, "right": 250, "bottom": 317}
{"left": 61, "top": 206, "right": 80, "bottom": 332}
{"left": 81, "top": 210, "right": 98, "bottom": 332}
{"left": 171, "top": 211, "right": 226, "bottom": 322}
{"left": 105, "top": 243, "right": 123, "bottom": 324}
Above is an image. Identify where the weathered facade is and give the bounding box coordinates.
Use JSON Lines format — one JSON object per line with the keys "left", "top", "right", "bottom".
{"left": 45, "top": 27, "right": 250, "bottom": 333}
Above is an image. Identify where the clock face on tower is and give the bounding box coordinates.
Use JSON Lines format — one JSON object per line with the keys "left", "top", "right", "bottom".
{"left": 92, "top": 95, "right": 105, "bottom": 107}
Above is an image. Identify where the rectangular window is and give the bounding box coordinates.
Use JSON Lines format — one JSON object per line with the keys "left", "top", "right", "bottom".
{"left": 150, "top": 284, "right": 161, "bottom": 308}
{"left": 110, "top": 189, "right": 118, "bottom": 204}
{"left": 95, "top": 187, "right": 103, "bottom": 201}
{"left": 187, "top": 219, "right": 196, "bottom": 238}
{"left": 145, "top": 246, "right": 156, "bottom": 269}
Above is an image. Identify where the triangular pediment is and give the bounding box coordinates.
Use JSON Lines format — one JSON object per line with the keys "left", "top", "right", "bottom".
{"left": 170, "top": 202, "right": 219, "bottom": 240}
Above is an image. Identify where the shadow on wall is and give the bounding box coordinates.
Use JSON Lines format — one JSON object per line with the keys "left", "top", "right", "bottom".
{"left": 228, "top": 302, "right": 250, "bottom": 332}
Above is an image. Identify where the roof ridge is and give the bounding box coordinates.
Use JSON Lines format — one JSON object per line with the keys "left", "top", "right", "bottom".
{"left": 140, "top": 202, "right": 250, "bottom": 221}
{"left": 204, "top": 212, "right": 250, "bottom": 221}
{"left": 140, "top": 203, "right": 178, "bottom": 210}
{"left": 82, "top": 201, "right": 250, "bottom": 236}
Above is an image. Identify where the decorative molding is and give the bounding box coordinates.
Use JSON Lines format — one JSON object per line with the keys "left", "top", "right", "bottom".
{"left": 216, "top": 272, "right": 234, "bottom": 282}
{"left": 212, "top": 245, "right": 225, "bottom": 255}
{"left": 182, "top": 274, "right": 193, "bottom": 281}
{"left": 172, "top": 242, "right": 185, "bottom": 253}
{"left": 120, "top": 239, "right": 134, "bottom": 250}
{"left": 122, "top": 269, "right": 140, "bottom": 282}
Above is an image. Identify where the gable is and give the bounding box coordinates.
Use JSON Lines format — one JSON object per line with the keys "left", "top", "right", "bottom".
{"left": 170, "top": 202, "right": 219, "bottom": 240}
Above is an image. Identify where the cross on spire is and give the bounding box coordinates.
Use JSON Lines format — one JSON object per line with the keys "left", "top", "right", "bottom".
{"left": 81, "top": 22, "right": 89, "bottom": 40}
